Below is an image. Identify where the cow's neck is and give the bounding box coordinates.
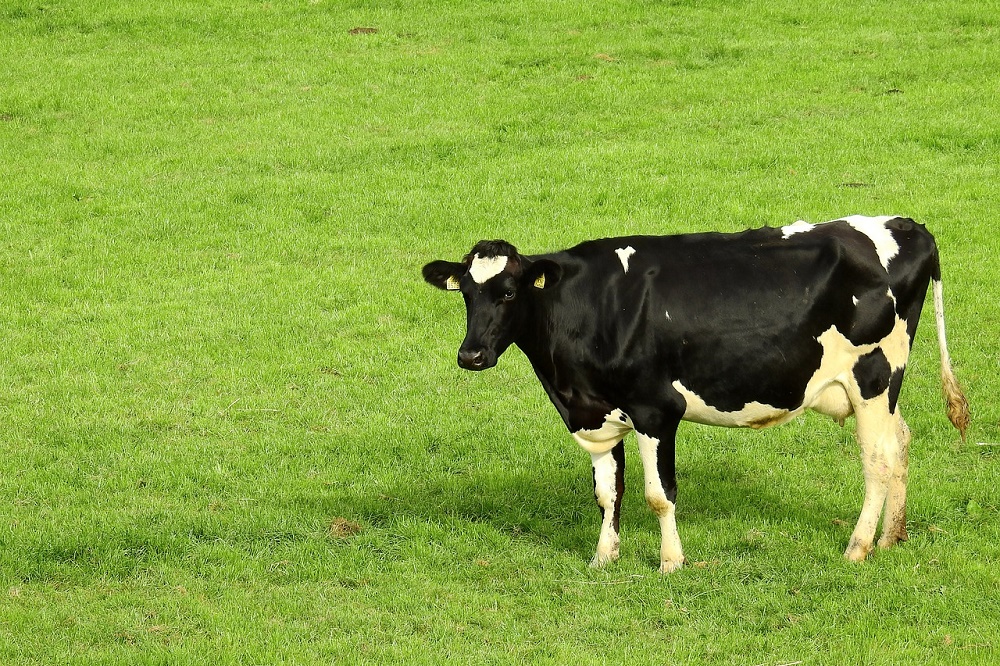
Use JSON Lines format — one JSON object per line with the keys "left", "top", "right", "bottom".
{"left": 514, "top": 303, "right": 577, "bottom": 400}
{"left": 513, "top": 301, "right": 556, "bottom": 379}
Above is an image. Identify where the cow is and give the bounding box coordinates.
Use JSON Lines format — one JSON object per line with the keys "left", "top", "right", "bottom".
{"left": 422, "top": 215, "right": 969, "bottom": 573}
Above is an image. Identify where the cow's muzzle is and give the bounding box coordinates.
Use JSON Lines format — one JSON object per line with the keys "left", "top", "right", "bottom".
{"left": 458, "top": 348, "right": 493, "bottom": 371}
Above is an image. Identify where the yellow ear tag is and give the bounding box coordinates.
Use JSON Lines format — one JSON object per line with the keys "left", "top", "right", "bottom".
{"left": 533, "top": 273, "right": 546, "bottom": 289}
{"left": 446, "top": 275, "right": 461, "bottom": 291}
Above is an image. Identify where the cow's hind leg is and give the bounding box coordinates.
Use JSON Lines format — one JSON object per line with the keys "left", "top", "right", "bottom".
{"left": 879, "top": 412, "right": 911, "bottom": 549}
{"left": 845, "top": 399, "right": 901, "bottom": 562}
{"left": 589, "top": 440, "right": 626, "bottom": 568}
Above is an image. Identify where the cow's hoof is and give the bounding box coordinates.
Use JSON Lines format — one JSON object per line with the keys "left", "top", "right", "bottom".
{"left": 877, "top": 529, "right": 908, "bottom": 550}
{"left": 589, "top": 549, "right": 620, "bottom": 569}
{"left": 843, "top": 540, "right": 872, "bottom": 562}
{"left": 659, "top": 558, "right": 684, "bottom": 574}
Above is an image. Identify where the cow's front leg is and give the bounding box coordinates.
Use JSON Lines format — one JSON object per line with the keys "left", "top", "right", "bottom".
{"left": 572, "top": 409, "right": 633, "bottom": 569}
{"left": 589, "top": 441, "right": 625, "bottom": 568}
{"left": 635, "top": 423, "right": 684, "bottom": 574}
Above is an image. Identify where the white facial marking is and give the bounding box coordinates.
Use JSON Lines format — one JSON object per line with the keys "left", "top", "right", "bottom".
{"left": 665, "top": 310, "right": 671, "bottom": 320}
{"left": 781, "top": 220, "right": 815, "bottom": 239}
{"left": 852, "top": 296, "right": 859, "bottom": 306}
{"left": 841, "top": 215, "right": 899, "bottom": 270}
{"left": 469, "top": 254, "right": 508, "bottom": 284}
{"left": 615, "top": 246, "right": 636, "bottom": 273}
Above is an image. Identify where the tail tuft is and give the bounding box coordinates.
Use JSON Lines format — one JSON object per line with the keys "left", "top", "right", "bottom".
{"left": 942, "top": 366, "right": 970, "bottom": 441}
{"left": 933, "top": 277, "right": 970, "bottom": 441}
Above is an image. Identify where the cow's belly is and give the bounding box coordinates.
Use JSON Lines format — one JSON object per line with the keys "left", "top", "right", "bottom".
{"left": 673, "top": 379, "right": 854, "bottom": 429}
{"left": 673, "top": 321, "right": 887, "bottom": 429}
{"left": 672, "top": 380, "right": 801, "bottom": 428}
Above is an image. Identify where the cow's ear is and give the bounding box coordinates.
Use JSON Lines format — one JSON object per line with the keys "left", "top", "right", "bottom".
{"left": 524, "top": 259, "right": 561, "bottom": 290}
{"left": 423, "top": 260, "right": 465, "bottom": 291}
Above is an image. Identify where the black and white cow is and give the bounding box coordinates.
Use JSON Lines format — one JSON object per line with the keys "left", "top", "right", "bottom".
{"left": 423, "top": 216, "right": 969, "bottom": 572}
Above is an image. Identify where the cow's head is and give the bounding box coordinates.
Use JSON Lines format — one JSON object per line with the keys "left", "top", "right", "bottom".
{"left": 423, "top": 240, "right": 560, "bottom": 371}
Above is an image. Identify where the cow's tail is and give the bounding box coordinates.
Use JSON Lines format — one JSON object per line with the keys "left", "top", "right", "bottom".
{"left": 931, "top": 256, "right": 970, "bottom": 440}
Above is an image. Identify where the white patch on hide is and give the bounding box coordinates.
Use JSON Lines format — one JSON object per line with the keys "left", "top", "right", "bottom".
{"left": 841, "top": 215, "right": 900, "bottom": 271}
{"left": 615, "top": 246, "right": 636, "bottom": 273}
{"left": 671, "top": 314, "right": 912, "bottom": 429}
{"left": 572, "top": 409, "right": 633, "bottom": 454}
{"left": 469, "top": 254, "right": 508, "bottom": 284}
{"left": 806, "top": 317, "right": 910, "bottom": 416}
{"left": 781, "top": 220, "right": 815, "bottom": 239}
{"left": 672, "top": 382, "right": 793, "bottom": 429}
{"left": 879, "top": 316, "right": 910, "bottom": 371}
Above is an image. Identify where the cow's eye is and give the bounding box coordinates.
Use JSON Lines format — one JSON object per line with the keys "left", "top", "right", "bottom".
{"left": 503, "top": 289, "right": 516, "bottom": 301}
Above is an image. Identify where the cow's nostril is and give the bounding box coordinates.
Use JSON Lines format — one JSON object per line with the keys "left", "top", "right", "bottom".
{"left": 458, "top": 349, "right": 488, "bottom": 370}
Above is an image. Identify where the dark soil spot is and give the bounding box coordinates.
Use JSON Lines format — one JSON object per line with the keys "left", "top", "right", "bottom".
{"left": 330, "top": 517, "right": 363, "bottom": 538}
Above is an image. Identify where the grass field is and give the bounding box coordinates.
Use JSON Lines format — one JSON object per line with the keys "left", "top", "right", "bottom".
{"left": 1, "top": 0, "right": 998, "bottom": 663}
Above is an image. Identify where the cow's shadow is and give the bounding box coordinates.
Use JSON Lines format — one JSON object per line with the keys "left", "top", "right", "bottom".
{"left": 339, "top": 432, "right": 857, "bottom": 565}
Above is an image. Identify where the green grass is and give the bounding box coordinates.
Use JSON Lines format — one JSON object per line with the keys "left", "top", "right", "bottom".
{"left": 1, "top": 0, "right": 998, "bottom": 663}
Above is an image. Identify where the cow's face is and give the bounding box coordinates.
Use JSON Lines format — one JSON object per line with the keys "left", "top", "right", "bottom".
{"left": 423, "top": 240, "right": 559, "bottom": 371}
